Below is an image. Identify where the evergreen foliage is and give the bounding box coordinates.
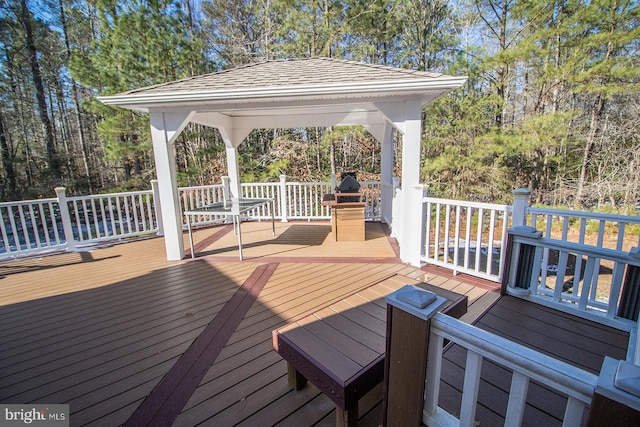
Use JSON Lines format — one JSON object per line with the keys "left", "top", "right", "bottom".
{"left": 0, "top": 0, "right": 637, "bottom": 210}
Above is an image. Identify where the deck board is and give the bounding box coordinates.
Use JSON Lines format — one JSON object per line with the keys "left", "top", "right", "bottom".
{"left": 0, "top": 220, "right": 627, "bottom": 426}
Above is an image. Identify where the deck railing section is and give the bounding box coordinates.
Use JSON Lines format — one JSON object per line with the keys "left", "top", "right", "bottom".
{"left": 423, "top": 312, "right": 597, "bottom": 427}
{"left": 0, "top": 187, "right": 162, "bottom": 258}
{"left": 504, "top": 226, "right": 640, "bottom": 330}
{"left": 282, "top": 180, "right": 332, "bottom": 220}
{"left": 64, "top": 189, "right": 158, "bottom": 245}
{"left": 179, "top": 184, "right": 227, "bottom": 226}
{"left": 0, "top": 197, "right": 65, "bottom": 257}
{"left": 421, "top": 197, "right": 512, "bottom": 282}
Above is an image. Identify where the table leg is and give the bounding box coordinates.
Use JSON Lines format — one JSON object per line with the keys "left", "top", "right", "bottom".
{"left": 271, "top": 200, "right": 275, "bottom": 236}
{"left": 187, "top": 216, "right": 195, "bottom": 259}
{"left": 336, "top": 403, "right": 358, "bottom": 427}
{"left": 236, "top": 215, "right": 243, "bottom": 260}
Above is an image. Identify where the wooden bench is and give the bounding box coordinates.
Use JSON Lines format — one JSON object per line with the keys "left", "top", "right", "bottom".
{"left": 272, "top": 276, "right": 467, "bottom": 427}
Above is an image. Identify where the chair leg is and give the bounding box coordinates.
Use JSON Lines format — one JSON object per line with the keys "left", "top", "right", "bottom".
{"left": 336, "top": 402, "right": 358, "bottom": 427}
{"left": 287, "top": 363, "right": 307, "bottom": 390}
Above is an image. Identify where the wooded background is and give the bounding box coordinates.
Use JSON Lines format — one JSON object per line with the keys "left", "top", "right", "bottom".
{"left": 0, "top": 0, "right": 638, "bottom": 211}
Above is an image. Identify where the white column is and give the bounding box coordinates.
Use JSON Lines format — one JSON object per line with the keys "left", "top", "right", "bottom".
{"left": 399, "top": 98, "right": 424, "bottom": 266}
{"left": 380, "top": 121, "right": 394, "bottom": 225}
{"left": 149, "top": 111, "right": 193, "bottom": 260}
{"left": 225, "top": 146, "right": 241, "bottom": 198}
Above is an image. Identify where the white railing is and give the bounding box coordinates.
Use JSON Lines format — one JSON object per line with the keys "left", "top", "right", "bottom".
{"left": 0, "top": 187, "right": 161, "bottom": 259}
{"left": 527, "top": 207, "right": 640, "bottom": 252}
{"left": 422, "top": 197, "right": 512, "bottom": 282}
{"left": 505, "top": 227, "right": 640, "bottom": 330}
{"left": 178, "top": 176, "right": 383, "bottom": 228}
{"left": 0, "top": 197, "right": 65, "bottom": 257}
{"left": 423, "top": 312, "right": 598, "bottom": 427}
{"left": 179, "top": 184, "right": 227, "bottom": 227}
{"left": 0, "top": 176, "right": 386, "bottom": 259}
{"left": 282, "top": 181, "right": 333, "bottom": 220}
{"left": 64, "top": 190, "right": 158, "bottom": 245}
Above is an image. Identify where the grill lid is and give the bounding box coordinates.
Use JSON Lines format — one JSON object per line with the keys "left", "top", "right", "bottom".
{"left": 338, "top": 175, "right": 361, "bottom": 193}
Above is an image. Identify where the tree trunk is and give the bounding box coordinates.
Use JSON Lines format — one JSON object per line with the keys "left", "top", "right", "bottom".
{"left": 0, "top": 111, "right": 18, "bottom": 200}
{"left": 20, "top": 0, "right": 61, "bottom": 181}
{"left": 576, "top": 93, "right": 605, "bottom": 207}
{"left": 59, "top": 0, "right": 93, "bottom": 191}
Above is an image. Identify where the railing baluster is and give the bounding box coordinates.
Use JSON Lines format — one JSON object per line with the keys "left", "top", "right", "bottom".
{"left": 454, "top": 205, "right": 461, "bottom": 270}
{"left": 444, "top": 204, "right": 451, "bottom": 265}
{"left": 434, "top": 203, "right": 441, "bottom": 262}
{"left": 459, "top": 350, "right": 482, "bottom": 427}
{"left": 18, "top": 205, "right": 30, "bottom": 250}
{"left": 562, "top": 397, "right": 586, "bottom": 427}
{"left": 29, "top": 204, "right": 41, "bottom": 248}
{"left": 579, "top": 257, "right": 597, "bottom": 310}
{"left": 554, "top": 251, "right": 569, "bottom": 302}
{"left": 607, "top": 262, "right": 626, "bottom": 318}
{"left": 487, "top": 210, "right": 496, "bottom": 274}
{"left": 465, "top": 206, "right": 472, "bottom": 270}
{"left": 425, "top": 200, "right": 432, "bottom": 259}
{"left": 424, "top": 331, "right": 444, "bottom": 415}
{"left": 504, "top": 371, "right": 529, "bottom": 426}
{"left": 475, "top": 208, "right": 483, "bottom": 272}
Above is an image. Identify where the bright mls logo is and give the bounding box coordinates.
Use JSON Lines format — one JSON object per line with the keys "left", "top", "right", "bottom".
{"left": 0, "top": 405, "right": 69, "bottom": 427}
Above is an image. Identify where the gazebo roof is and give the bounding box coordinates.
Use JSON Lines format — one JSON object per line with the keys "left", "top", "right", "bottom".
{"left": 98, "top": 58, "right": 467, "bottom": 112}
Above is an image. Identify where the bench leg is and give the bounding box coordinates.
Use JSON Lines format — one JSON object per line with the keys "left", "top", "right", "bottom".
{"left": 287, "top": 363, "right": 307, "bottom": 390}
{"left": 336, "top": 402, "right": 358, "bottom": 427}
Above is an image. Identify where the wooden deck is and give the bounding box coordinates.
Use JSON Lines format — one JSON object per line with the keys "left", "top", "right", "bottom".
{"left": 0, "top": 220, "right": 628, "bottom": 426}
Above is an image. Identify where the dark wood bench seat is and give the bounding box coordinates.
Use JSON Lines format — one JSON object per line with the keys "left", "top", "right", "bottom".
{"left": 272, "top": 275, "right": 468, "bottom": 426}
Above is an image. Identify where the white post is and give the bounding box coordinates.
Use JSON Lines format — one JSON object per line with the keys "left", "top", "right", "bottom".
{"left": 150, "top": 180, "right": 163, "bottom": 236}
{"left": 330, "top": 173, "right": 337, "bottom": 193}
{"left": 512, "top": 188, "right": 531, "bottom": 227}
{"left": 381, "top": 121, "right": 394, "bottom": 225}
{"left": 149, "top": 111, "right": 193, "bottom": 260}
{"left": 55, "top": 187, "right": 76, "bottom": 251}
{"left": 390, "top": 177, "right": 402, "bottom": 239}
{"left": 279, "top": 174, "right": 288, "bottom": 223}
{"left": 221, "top": 176, "right": 231, "bottom": 200}
{"left": 399, "top": 98, "right": 424, "bottom": 266}
{"left": 225, "top": 147, "right": 241, "bottom": 198}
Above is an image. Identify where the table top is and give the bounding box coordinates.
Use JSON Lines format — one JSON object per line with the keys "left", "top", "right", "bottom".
{"left": 184, "top": 197, "right": 272, "bottom": 215}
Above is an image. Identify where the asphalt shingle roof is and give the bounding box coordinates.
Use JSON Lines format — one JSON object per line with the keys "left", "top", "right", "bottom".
{"left": 121, "top": 58, "right": 448, "bottom": 95}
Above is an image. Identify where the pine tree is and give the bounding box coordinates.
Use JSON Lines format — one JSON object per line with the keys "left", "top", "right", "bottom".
{"left": 70, "top": 0, "right": 210, "bottom": 187}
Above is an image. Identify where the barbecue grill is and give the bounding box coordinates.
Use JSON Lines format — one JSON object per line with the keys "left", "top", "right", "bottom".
{"left": 321, "top": 172, "right": 366, "bottom": 241}
{"left": 336, "top": 173, "right": 361, "bottom": 202}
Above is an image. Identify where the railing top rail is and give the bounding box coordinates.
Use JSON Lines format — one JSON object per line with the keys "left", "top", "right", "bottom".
{"left": 423, "top": 196, "right": 512, "bottom": 212}
{"left": 66, "top": 190, "right": 153, "bottom": 201}
{"left": 432, "top": 312, "right": 598, "bottom": 402}
{"left": 0, "top": 198, "right": 58, "bottom": 207}
{"left": 527, "top": 206, "right": 640, "bottom": 224}
{"left": 242, "top": 182, "right": 280, "bottom": 185}
{"left": 178, "top": 184, "right": 223, "bottom": 190}
{"left": 511, "top": 232, "right": 640, "bottom": 266}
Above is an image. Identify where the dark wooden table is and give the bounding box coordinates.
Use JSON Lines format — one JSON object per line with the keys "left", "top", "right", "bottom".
{"left": 272, "top": 276, "right": 467, "bottom": 427}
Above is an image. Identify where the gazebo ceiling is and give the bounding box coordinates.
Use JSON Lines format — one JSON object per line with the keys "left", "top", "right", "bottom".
{"left": 98, "top": 58, "right": 467, "bottom": 115}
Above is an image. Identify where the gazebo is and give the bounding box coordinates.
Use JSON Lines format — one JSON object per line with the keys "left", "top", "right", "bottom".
{"left": 98, "top": 58, "right": 467, "bottom": 264}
